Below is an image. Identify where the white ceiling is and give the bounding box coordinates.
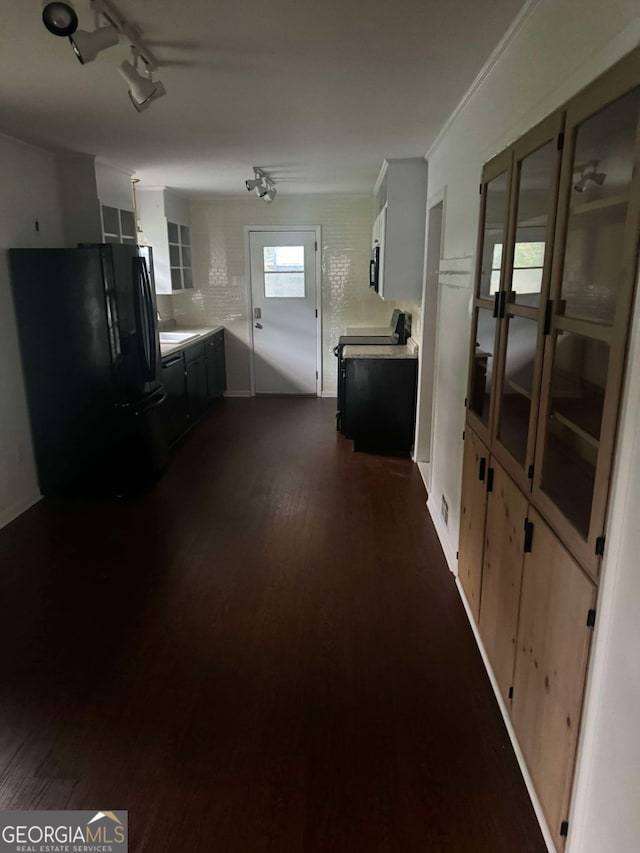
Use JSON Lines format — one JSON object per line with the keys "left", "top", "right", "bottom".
{"left": 0, "top": 0, "right": 526, "bottom": 197}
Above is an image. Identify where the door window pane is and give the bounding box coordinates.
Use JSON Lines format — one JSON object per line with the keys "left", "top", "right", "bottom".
{"left": 508, "top": 141, "right": 556, "bottom": 307}
{"left": 540, "top": 331, "right": 609, "bottom": 537}
{"left": 497, "top": 316, "right": 537, "bottom": 467}
{"left": 263, "top": 246, "right": 305, "bottom": 297}
{"left": 560, "top": 86, "right": 640, "bottom": 324}
{"left": 469, "top": 308, "right": 498, "bottom": 427}
{"left": 479, "top": 172, "right": 509, "bottom": 300}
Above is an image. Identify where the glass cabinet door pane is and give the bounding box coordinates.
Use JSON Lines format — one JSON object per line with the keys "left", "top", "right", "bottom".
{"left": 167, "top": 222, "right": 179, "bottom": 244}
{"left": 497, "top": 316, "right": 538, "bottom": 467}
{"left": 509, "top": 141, "right": 556, "bottom": 308}
{"left": 169, "top": 244, "right": 181, "bottom": 267}
{"left": 479, "top": 172, "right": 510, "bottom": 300}
{"left": 469, "top": 308, "right": 498, "bottom": 428}
{"left": 540, "top": 331, "right": 609, "bottom": 537}
{"left": 560, "top": 86, "right": 640, "bottom": 324}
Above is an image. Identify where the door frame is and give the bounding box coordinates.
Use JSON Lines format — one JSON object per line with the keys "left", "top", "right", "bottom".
{"left": 244, "top": 225, "right": 322, "bottom": 397}
{"left": 414, "top": 188, "right": 446, "bottom": 493}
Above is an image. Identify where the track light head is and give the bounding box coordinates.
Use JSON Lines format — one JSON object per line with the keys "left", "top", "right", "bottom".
{"left": 70, "top": 24, "right": 119, "bottom": 64}
{"left": 42, "top": 1, "right": 78, "bottom": 36}
{"left": 263, "top": 186, "right": 277, "bottom": 204}
{"left": 573, "top": 159, "right": 607, "bottom": 193}
{"left": 245, "top": 178, "right": 263, "bottom": 192}
{"left": 117, "top": 59, "right": 166, "bottom": 112}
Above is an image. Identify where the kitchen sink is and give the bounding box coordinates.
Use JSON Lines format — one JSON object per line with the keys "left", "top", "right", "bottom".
{"left": 159, "top": 332, "right": 200, "bottom": 344}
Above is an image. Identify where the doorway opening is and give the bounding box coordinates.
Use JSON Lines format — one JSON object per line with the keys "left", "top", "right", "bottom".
{"left": 414, "top": 196, "right": 444, "bottom": 491}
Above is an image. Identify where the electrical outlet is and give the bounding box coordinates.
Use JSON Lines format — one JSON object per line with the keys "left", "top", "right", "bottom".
{"left": 441, "top": 494, "right": 449, "bottom": 526}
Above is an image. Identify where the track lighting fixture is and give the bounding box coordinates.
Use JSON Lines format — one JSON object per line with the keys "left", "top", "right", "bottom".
{"left": 245, "top": 168, "right": 277, "bottom": 203}
{"left": 118, "top": 56, "right": 166, "bottom": 112}
{"left": 246, "top": 169, "right": 267, "bottom": 195}
{"left": 70, "top": 24, "right": 119, "bottom": 64}
{"left": 41, "top": 0, "right": 165, "bottom": 112}
{"left": 573, "top": 159, "right": 607, "bottom": 193}
{"left": 42, "top": 2, "right": 79, "bottom": 37}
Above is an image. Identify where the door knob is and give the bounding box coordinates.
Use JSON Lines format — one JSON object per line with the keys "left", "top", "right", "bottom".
{"left": 255, "top": 322, "right": 263, "bottom": 329}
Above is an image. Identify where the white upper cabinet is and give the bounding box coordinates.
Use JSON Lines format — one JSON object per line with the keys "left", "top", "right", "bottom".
{"left": 372, "top": 158, "right": 428, "bottom": 301}
{"left": 57, "top": 153, "right": 135, "bottom": 247}
{"left": 137, "top": 188, "right": 192, "bottom": 295}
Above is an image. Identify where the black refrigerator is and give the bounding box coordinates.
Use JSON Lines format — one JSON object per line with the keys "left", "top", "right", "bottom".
{"left": 10, "top": 244, "right": 168, "bottom": 496}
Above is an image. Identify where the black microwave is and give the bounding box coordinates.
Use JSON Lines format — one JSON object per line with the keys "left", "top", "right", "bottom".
{"left": 369, "top": 244, "right": 380, "bottom": 293}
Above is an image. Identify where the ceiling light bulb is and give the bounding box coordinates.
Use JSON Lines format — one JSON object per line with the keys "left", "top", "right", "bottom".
{"left": 118, "top": 60, "right": 166, "bottom": 112}
{"left": 263, "top": 187, "right": 277, "bottom": 203}
{"left": 70, "top": 24, "right": 119, "bottom": 64}
{"left": 42, "top": 1, "right": 78, "bottom": 36}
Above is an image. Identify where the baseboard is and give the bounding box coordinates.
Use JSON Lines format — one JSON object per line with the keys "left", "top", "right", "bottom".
{"left": 455, "top": 579, "right": 557, "bottom": 853}
{"left": 223, "top": 390, "right": 252, "bottom": 397}
{"left": 321, "top": 391, "right": 337, "bottom": 398}
{"left": 0, "top": 491, "right": 41, "bottom": 532}
{"left": 425, "top": 496, "right": 458, "bottom": 575}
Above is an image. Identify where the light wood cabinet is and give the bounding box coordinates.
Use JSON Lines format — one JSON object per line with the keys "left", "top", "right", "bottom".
{"left": 458, "top": 48, "right": 640, "bottom": 847}
{"left": 478, "top": 461, "right": 528, "bottom": 705}
{"left": 458, "top": 427, "right": 490, "bottom": 621}
{"left": 511, "top": 509, "right": 596, "bottom": 843}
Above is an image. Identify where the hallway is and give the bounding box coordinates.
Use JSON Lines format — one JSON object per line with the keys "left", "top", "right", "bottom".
{"left": 0, "top": 398, "right": 545, "bottom": 852}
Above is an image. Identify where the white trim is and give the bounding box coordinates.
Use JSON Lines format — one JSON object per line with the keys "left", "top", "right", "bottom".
{"left": 455, "top": 578, "right": 558, "bottom": 853}
{"left": 424, "top": 0, "right": 542, "bottom": 161}
{"left": 223, "top": 390, "right": 252, "bottom": 397}
{"left": 373, "top": 160, "right": 389, "bottom": 199}
{"left": 243, "top": 225, "right": 323, "bottom": 397}
{"left": 413, "top": 188, "right": 446, "bottom": 494}
{"left": 0, "top": 491, "right": 41, "bottom": 532}
{"left": 321, "top": 391, "right": 337, "bottom": 398}
{"left": 425, "top": 495, "right": 458, "bottom": 576}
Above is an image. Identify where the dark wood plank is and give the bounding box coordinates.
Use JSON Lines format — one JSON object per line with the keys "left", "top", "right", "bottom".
{"left": 0, "top": 398, "right": 546, "bottom": 853}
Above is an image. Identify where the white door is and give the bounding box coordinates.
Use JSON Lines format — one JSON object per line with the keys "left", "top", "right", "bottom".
{"left": 249, "top": 230, "right": 318, "bottom": 394}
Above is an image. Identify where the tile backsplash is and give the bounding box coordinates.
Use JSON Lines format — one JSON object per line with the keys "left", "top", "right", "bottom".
{"left": 169, "top": 196, "right": 400, "bottom": 394}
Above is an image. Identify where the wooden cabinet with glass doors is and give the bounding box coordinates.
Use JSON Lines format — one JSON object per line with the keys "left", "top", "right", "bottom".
{"left": 458, "top": 48, "right": 640, "bottom": 847}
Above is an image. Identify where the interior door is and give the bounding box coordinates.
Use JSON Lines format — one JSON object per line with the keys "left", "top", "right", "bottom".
{"left": 249, "top": 230, "right": 318, "bottom": 394}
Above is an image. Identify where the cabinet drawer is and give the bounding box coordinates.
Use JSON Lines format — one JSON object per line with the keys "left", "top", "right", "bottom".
{"left": 184, "top": 341, "right": 205, "bottom": 363}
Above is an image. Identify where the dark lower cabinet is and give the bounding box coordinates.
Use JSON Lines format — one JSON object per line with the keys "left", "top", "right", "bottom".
{"left": 344, "top": 355, "right": 418, "bottom": 452}
{"left": 205, "top": 331, "right": 227, "bottom": 400}
{"left": 161, "top": 329, "right": 226, "bottom": 446}
{"left": 161, "top": 354, "right": 188, "bottom": 446}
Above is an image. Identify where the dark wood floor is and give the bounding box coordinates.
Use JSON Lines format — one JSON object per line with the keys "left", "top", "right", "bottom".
{"left": 0, "top": 398, "right": 545, "bottom": 852}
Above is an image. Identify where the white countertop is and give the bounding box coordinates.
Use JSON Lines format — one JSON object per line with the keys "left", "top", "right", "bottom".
{"left": 159, "top": 326, "right": 224, "bottom": 357}
{"left": 343, "top": 339, "right": 418, "bottom": 360}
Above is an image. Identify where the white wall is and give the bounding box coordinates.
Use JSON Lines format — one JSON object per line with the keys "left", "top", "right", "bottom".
{"left": 0, "top": 134, "right": 64, "bottom": 528}
{"left": 172, "top": 196, "right": 397, "bottom": 394}
{"left": 422, "top": 1, "right": 640, "bottom": 850}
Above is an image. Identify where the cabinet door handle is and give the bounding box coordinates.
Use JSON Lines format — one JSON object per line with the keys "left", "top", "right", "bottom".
{"left": 478, "top": 457, "right": 486, "bottom": 481}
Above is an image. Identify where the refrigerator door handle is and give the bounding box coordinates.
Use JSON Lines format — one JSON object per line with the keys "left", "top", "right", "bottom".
{"left": 136, "top": 390, "right": 167, "bottom": 414}
{"left": 140, "top": 259, "right": 157, "bottom": 378}
{"left": 133, "top": 257, "right": 153, "bottom": 381}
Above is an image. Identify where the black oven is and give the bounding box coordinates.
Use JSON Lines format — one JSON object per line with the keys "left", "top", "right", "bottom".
{"left": 333, "top": 311, "right": 407, "bottom": 434}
